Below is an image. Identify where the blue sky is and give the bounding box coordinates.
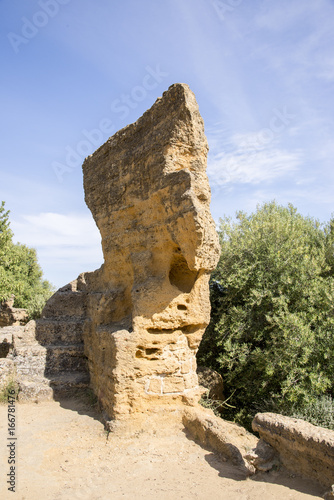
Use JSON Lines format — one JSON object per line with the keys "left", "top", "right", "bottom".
{"left": 1, "top": 0, "right": 334, "bottom": 289}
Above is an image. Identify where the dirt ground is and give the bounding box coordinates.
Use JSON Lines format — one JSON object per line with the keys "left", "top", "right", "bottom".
{"left": 0, "top": 395, "right": 326, "bottom": 500}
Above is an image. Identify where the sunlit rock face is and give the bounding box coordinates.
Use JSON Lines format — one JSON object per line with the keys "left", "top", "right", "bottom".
{"left": 82, "top": 83, "right": 220, "bottom": 420}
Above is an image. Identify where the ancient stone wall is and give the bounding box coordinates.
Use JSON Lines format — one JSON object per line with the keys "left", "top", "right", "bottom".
{"left": 1, "top": 281, "right": 90, "bottom": 401}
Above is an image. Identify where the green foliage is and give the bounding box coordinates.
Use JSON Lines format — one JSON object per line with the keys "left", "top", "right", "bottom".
{"left": 199, "top": 391, "right": 224, "bottom": 417}
{"left": 198, "top": 201, "right": 334, "bottom": 430}
{"left": 199, "top": 389, "right": 236, "bottom": 417}
{"left": 0, "top": 377, "right": 19, "bottom": 404}
{"left": 291, "top": 394, "right": 334, "bottom": 430}
{"left": 0, "top": 201, "right": 14, "bottom": 303}
{"left": 0, "top": 202, "right": 54, "bottom": 318}
{"left": 324, "top": 215, "right": 334, "bottom": 277}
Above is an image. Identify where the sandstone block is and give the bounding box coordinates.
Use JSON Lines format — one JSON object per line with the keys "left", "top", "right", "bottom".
{"left": 0, "top": 358, "right": 15, "bottom": 390}
{"left": 183, "top": 407, "right": 278, "bottom": 474}
{"left": 252, "top": 412, "right": 334, "bottom": 488}
{"left": 163, "top": 376, "right": 185, "bottom": 394}
{"left": 181, "top": 360, "right": 191, "bottom": 374}
{"left": 147, "top": 377, "right": 163, "bottom": 394}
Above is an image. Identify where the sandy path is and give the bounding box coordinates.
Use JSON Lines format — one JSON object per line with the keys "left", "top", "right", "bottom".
{"left": 0, "top": 397, "right": 325, "bottom": 500}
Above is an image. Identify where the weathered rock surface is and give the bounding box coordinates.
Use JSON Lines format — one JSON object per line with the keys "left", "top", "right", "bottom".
{"left": 0, "top": 326, "right": 15, "bottom": 358}
{"left": 197, "top": 365, "right": 224, "bottom": 401}
{"left": 0, "top": 326, "right": 22, "bottom": 392}
{"left": 23, "top": 279, "right": 90, "bottom": 399}
{"left": 0, "top": 280, "right": 90, "bottom": 400}
{"left": 183, "top": 407, "right": 278, "bottom": 475}
{"left": 0, "top": 296, "right": 28, "bottom": 327}
{"left": 81, "top": 82, "right": 220, "bottom": 420}
{"left": 0, "top": 358, "right": 15, "bottom": 392}
{"left": 252, "top": 412, "right": 334, "bottom": 488}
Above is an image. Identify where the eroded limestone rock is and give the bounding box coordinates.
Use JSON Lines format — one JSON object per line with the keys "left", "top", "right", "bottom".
{"left": 0, "top": 296, "right": 28, "bottom": 327}
{"left": 183, "top": 407, "right": 278, "bottom": 475}
{"left": 252, "top": 412, "right": 334, "bottom": 488}
{"left": 82, "top": 83, "right": 220, "bottom": 420}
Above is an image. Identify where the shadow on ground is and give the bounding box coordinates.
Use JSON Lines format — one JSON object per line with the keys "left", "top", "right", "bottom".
{"left": 204, "top": 451, "right": 326, "bottom": 498}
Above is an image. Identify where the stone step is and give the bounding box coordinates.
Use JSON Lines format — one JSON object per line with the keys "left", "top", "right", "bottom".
{"left": 14, "top": 343, "right": 88, "bottom": 376}
{"left": 43, "top": 344, "right": 88, "bottom": 375}
{"left": 17, "top": 378, "right": 54, "bottom": 401}
{"left": 35, "top": 319, "right": 85, "bottom": 345}
{"left": 49, "top": 372, "right": 90, "bottom": 396}
{"left": 42, "top": 290, "right": 86, "bottom": 319}
{"left": 17, "top": 372, "right": 90, "bottom": 401}
{"left": 14, "top": 344, "right": 48, "bottom": 378}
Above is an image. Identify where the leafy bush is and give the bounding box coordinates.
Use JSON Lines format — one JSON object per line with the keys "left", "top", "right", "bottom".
{"left": 198, "top": 201, "right": 334, "bottom": 430}
{"left": 290, "top": 395, "right": 334, "bottom": 430}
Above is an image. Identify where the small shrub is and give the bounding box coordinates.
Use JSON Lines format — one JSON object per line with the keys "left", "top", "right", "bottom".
{"left": 199, "top": 391, "right": 223, "bottom": 416}
{"left": 0, "top": 377, "right": 19, "bottom": 404}
{"left": 199, "top": 390, "right": 236, "bottom": 417}
{"left": 290, "top": 395, "right": 334, "bottom": 430}
{"left": 26, "top": 292, "right": 52, "bottom": 320}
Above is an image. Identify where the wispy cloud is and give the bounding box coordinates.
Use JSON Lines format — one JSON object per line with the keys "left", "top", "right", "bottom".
{"left": 207, "top": 130, "right": 301, "bottom": 187}
{"left": 12, "top": 212, "right": 101, "bottom": 247}
{"left": 254, "top": 0, "right": 334, "bottom": 83}
{"left": 11, "top": 213, "right": 103, "bottom": 288}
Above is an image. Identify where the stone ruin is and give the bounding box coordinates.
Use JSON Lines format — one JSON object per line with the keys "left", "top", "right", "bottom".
{"left": 0, "top": 295, "right": 28, "bottom": 328}
{"left": 1, "top": 84, "right": 334, "bottom": 493}
{"left": 1, "top": 83, "right": 220, "bottom": 421}
{"left": 81, "top": 82, "right": 221, "bottom": 419}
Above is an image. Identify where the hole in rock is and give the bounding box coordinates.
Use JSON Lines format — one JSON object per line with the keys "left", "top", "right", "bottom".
{"left": 136, "top": 347, "right": 160, "bottom": 359}
{"left": 145, "top": 348, "right": 160, "bottom": 355}
{"left": 169, "top": 253, "right": 197, "bottom": 293}
{"left": 147, "top": 328, "right": 174, "bottom": 334}
{"left": 197, "top": 192, "right": 208, "bottom": 202}
{"left": 177, "top": 304, "right": 187, "bottom": 311}
{"left": 181, "top": 324, "right": 204, "bottom": 334}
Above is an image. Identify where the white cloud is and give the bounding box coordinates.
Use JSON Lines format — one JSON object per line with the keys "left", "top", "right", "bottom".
{"left": 11, "top": 213, "right": 103, "bottom": 289}
{"left": 207, "top": 131, "right": 301, "bottom": 187}
{"left": 12, "top": 212, "right": 101, "bottom": 248}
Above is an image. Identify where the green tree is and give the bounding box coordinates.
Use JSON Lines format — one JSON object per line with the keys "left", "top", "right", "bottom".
{"left": 324, "top": 215, "right": 334, "bottom": 277}
{"left": 0, "top": 201, "right": 14, "bottom": 303}
{"left": 198, "top": 201, "right": 334, "bottom": 429}
{"left": 0, "top": 202, "right": 54, "bottom": 318}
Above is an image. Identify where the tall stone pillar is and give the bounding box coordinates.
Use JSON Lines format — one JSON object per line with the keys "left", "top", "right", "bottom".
{"left": 82, "top": 83, "right": 220, "bottom": 420}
